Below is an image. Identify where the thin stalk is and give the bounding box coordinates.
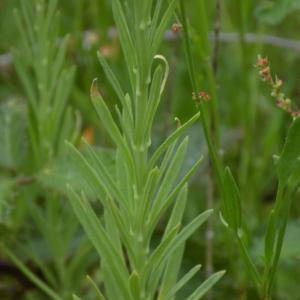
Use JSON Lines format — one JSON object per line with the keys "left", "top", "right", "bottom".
{"left": 205, "top": 2, "right": 222, "bottom": 299}
{"left": 212, "top": 0, "right": 221, "bottom": 75}
{"left": 237, "top": 237, "right": 261, "bottom": 290}
{"left": 179, "top": 5, "right": 224, "bottom": 300}
{"left": 178, "top": 0, "right": 223, "bottom": 190}
{"left": 266, "top": 183, "right": 291, "bottom": 297}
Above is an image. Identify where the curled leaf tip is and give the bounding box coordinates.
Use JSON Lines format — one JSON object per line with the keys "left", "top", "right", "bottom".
{"left": 175, "top": 117, "right": 181, "bottom": 128}
{"left": 91, "top": 78, "right": 101, "bottom": 97}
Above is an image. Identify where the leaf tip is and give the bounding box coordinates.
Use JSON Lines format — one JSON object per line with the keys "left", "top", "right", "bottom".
{"left": 91, "top": 78, "right": 101, "bottom": 98}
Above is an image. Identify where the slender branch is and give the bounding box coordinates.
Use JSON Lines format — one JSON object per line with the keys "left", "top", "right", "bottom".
{"left": 212, "top": 0, "right": 221, "bottom": 75}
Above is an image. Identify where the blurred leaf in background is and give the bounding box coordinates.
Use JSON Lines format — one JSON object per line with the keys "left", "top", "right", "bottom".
{"left": 256, "top": 0, "right": 300, "bottom": 25}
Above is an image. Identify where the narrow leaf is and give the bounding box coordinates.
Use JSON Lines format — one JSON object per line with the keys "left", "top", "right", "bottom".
{"left": 4, "top": 247, "right": 63, "bottom": 300}
{"left": 222, "top": 167, "right": 242, "bottom": 232}
{"left": 149, "top": 113, "right": 200, "bottom": 169}
{"left": 277, "top": 117, "right": 300, "bottom": 184}
{"left": 186, "top": 270, "right": 226, "bottom": 300}
{"left": 86, "top": 275, "right": 106, "bottom": 300}
{"left": 165, "top": 265, "right": 202, "bottom": 300}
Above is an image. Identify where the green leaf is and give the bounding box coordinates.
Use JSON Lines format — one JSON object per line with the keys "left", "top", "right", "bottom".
{"left": 104, "top": 194, "right": 136, "bottom": 265}
{"left": 150, "top": 0, "right": 178, "bottom": 58}
{"left": 144, "top": 64, "right": 164, "bottom": 142}
{"left": 86, "top": 275, "right": 106, "bottom": 300}
{"left": 149, "top": 112, "right": 200, "bottom": 169}
{"left": 277, "top": 117, "right": 300, "bottom": 184}
{"left": 80, "top": 140, "right": 127, "bottom": 209}
{"left": 264, "top": 210, "right": 276, "bottom": 268}
{"left": 67, "top": 189, "right": 131, "bottom": 300}
{"left": 144, "top": 225, "right": 180, "bottom": 278}
{"left": 256, "top": 0, "right": 300, "bottom": 25}
{"left": 4, "top": 247, "right": 63, "bottom": 300}
{"left": 129, "top": 271, "right": 141, "bottom": 300}
{"left": 148, "top": 157, "right": 204, "bottom": 235}
{"left": 165, "top": 185, "right": 188, "bottom": 236}
{"left": 0, "top": 177, "right": 14, "bottom": 225}
{"left": 146, "top": 210, "right": 213, "bottom": 277}
{"left": 39, "top": 146, "right": 114, "bottom": 197}
{"left": 165, "top": 265, "right": 202, "bottom": 300}
{"left": 222, "top": 167, "right": 242, "bottom": 233}
{"left": 50, "top": 66, "right": 75, "bottom": 147}
{"left": 0, "top": 99, "right": 27, "bottom": 169}
{"left": 111, "top": 0, "right": 136, "bottom": 85}
{"left": 50, "top": 35, "right": 70, "bottom": 97}
{"left": 90, "top": 80, "right": 134, "bottom": 178}
{"left": 150, "top": 137, "right": 189, "bottom": 219}
{"left": 158, "top": 186, "right": 188, "bottom": 299}
{"left": 186, "top": 270, "right": 226, "bottom": 300}
{"left": 254, "top": 219, "right": 300, "bottom": 262}
{"left": 97, "top": 51, "right": 125, "bottom": 105}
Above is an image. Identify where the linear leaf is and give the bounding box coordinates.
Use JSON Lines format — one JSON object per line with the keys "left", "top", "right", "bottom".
{"left": 147, "top": 210, "right": 212, "bottom": 277}
{"left": 97, "top": 51, "right": 125, "bottom": 104}
{"left": 148, "top": 157, "right": 203, "bottom": 235}
{"left": 86, "top": 275, "right": 106, "bottom": 300}
{"left": 112, "top": 0, "right": 136, "bottom": 85}
{"left": 264, "top": 210, "right": 276, "bottom": 268}
{"left": 150, "top": 137, "right": 189, "bottom": 218}
{"left": 80, "top": 140, "right": 128, "bottom": 210}
{"left": 129, "top": 271, "right": 141, "bottom": 300}
{"left": 158, "top": 186, "right": 188, "bottom": 299}
{"left": 67, "top": 189, "right": 131, "bottom": 300}
{"left": 149, "top": 113, "right": 200, "bottom": 169}
{"left": 186, "top": 270, "right": 226, "bottom": 300}
{"left": 4, "top": 247, "right": 63, "bottom": 300}
{"left": 144, "top": 64, "right": 164, "bottom": 141}
{"left": 277, "top": 117, "right": 300, "bottom": 184}
{"left": 151, "top": 0, "right": 178, "bottom": 57}
{"left": 90, "top": 80, "right": 134, "bottom": 178}
{"left": 165, "top": 265, "right": 202, "bottom": 300}
{"left": 222, "top": 167, "right": 242, "bottom": 232}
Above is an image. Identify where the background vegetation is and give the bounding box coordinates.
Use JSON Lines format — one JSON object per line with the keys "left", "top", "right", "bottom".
{"left": 0, "top": 0, "right": 300, "bottom": 299}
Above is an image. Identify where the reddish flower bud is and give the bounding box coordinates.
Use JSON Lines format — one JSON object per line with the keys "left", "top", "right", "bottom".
{"left": 198, "top": 91, "right": 211, "bottom": 101}
{"left": 256, "top": 56, "right": 269, "bottom": 68}
{"left": 172, "top": 23, "right": 183, "bottom": 33}
{"left": 291, "top": 111, "right": 300, "bottom": 118}
{"left": 259, "top": 66, "right": 270, "bottom": 77}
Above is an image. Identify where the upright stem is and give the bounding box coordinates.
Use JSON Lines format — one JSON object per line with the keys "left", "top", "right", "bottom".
{"left": 205, "top": 2, "right": 222, "bottom": 299}
{"left": 178, "top": 0, "right": 223, "bottom": 189}
{"left": 212, "top": 0, "right": 221, "bottom": 75}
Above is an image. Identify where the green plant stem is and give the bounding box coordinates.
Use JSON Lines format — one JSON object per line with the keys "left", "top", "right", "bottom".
{"left": 237, "top": 237, "right": 261, "bottom": 290}
{"left": 266, "top": 183, "right": 292, "bottom": 297}
{"left": 179, "top": 5, "right": 224, "bottom": 300}
{"left": 178, "top": 0, "right": 223, "bottom": 190}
